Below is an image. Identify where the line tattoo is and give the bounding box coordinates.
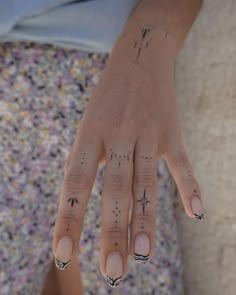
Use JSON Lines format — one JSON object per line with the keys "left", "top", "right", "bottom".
{"left": 109, "top": 149, "right": 132, "bottom": 166}
{"left": 133, "top": 26, "right": 153, "bottom": 63}
{"left": 136, "top": 189, "right": 150, "bottom": 214}
{"left": 67, "top": 192, "right": 79, "bottom": 207}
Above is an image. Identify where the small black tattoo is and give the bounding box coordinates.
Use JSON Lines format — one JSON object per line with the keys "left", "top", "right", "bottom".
{"left": 68, "top": 193, "right": 79, "bottom": 207}
{"left": 142, "top": 155, "right": 152, "bottom": 160}
{"left": 136, "top": 189, "right": 150, "bottom": 214}
{"left": 109, "top": 149, "right": 132, "bottom": 166}
{"left": 133, "top": 27, "right": 153, "bottom": 63}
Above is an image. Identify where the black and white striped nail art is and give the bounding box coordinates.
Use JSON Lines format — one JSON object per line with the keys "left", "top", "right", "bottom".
{"left": 105, "top": 276, "right": 123, "bottom": 288}
{"left": 55, "top": 258, "right": 71, "bottom": 270}
{"left": 134, "top": 253, "right": 149, "bottom": 263}
{"left": 194, "top": 213, "right": 204, "bottom": 220}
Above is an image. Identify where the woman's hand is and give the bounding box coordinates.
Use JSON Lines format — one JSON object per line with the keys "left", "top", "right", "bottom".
{"left": 52, "top": 0, "right": 204, "bottom": 287}
{"left": 52, "top": 40, "right": 204, "bottom": 287}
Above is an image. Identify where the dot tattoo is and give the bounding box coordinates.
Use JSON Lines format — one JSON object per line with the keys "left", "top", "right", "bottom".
{"left": 66, "top": 223, "right": 69, "bottom": 232}
{"left": 112, "top": 200, "right": 121, "bottom": 228}
{"left": 141, "top": 156, "right": 152, "bottom": 160}
{"left": 136, "top": 188, "right": 150, "bottom": 215}
{"left": 109, "top": 149, "right": 132, "bottom": 166}
{"left": 81, "top": 152, "right": 86, "bottom": 165}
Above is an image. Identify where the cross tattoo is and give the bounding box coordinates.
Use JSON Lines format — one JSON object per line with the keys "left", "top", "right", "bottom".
{"left": 136, "top": 189, "right": 150, "bottom": 214}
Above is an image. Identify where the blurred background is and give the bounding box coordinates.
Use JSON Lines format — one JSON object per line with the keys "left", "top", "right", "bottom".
{"left": 174, "top": 0, "right": 236, "bottom": 294}
{"left": 0, "top": 0, "right": 235, "bottom": 294}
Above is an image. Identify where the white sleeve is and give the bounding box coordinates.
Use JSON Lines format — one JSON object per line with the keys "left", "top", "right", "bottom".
{"left": 0, "top": 0, "right": 140, "bottom": 53}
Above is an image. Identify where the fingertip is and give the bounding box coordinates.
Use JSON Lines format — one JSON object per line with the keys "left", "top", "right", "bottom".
{"left": 190, "top": 196, "right": 204, "bottom": 221}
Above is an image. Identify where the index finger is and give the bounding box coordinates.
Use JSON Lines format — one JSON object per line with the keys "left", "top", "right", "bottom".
{"left": 52, "top": 136, "right": 103, "bottom": 270}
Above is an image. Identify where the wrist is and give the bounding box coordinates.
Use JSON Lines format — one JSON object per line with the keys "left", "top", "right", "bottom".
{"left": 109, "top": 0, "right": 203, "bottom": 66}
{"left": 108, "top": 22, "right": 176, "bottom": 76}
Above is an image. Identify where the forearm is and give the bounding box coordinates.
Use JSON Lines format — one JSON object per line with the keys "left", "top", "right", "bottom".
{"left": 108, "top": 0, "right": 203, "bottom": 68}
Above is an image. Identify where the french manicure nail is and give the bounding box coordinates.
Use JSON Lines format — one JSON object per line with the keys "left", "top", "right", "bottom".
{"left": 55, "top": 236, "right": 73, "bottom": 270}
{"left": 191, "top": 196, "right": 204, "bottom": 220}
{"left": 105, "top": 251, "right": 123, "bottom": 287}
{"left": 134, "top": 233, "right": 150, "bottom": 263}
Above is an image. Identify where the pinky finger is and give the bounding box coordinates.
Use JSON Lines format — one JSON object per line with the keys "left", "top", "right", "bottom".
{"left": 164, "top": 144, "right": 204, "bottom": 221}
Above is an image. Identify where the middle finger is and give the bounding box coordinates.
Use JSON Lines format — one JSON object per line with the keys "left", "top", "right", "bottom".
{"left": 99, "top": 144, "right": 134, "bottom": 288}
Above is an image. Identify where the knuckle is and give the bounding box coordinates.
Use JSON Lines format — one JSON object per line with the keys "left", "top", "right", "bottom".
{"left": 134, "top": 214, "right": 155, "bottom": 231}
{"left": 107, "top": 172, "right": 131, "bottom": 193}
{"left": 134, "top": 169, "right": 156, "bottom": 187}
{"left": 102, "top": 228, "right": 128, "bottom": 241}
{"left": 64, "top": 170, "right": 92, "bottom": 191}
{"left": 170, "top": 147, "right": 189, "bottom": 169}
{"left": 57, "top": 209, "right": 81, "bottom": 224}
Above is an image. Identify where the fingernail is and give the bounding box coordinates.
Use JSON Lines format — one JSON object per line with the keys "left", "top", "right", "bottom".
{"left": 55, "top": 236, "right": 73, "bottom": 270}
{"left": 191, "top": 196, "right": 204, "bottom": 220}
{"left": 134, "top": 233, "right": 150, "bottom": 263}
{"left": 105, "top": 251, "right": 123, "bottom": 288}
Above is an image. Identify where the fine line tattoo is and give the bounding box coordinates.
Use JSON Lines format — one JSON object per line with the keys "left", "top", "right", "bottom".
{"left": 67, "top": 192, "right": 79, "bottom": 207}
{"left": 133, "top": 26, "right": 153, "bottom": 63}
{"left": 136, "top": 188, "right": 150, "bottom": 214}
{"left": 109, "top": 149, "right": 132, "bottom": 166}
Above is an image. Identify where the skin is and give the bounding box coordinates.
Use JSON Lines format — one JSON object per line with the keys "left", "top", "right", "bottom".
{"left": 50, "top": 0, "right": 204, "bottom": 292}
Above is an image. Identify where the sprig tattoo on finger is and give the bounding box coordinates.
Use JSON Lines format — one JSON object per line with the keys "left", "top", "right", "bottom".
{"left": 67, "top": 192, "right": 79, "bottom": 207}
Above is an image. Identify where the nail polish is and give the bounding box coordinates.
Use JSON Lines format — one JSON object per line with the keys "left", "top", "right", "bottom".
{"left": 134, "top": 233, "right": 150, "bottom": 263}
{"left": 105, "top": 275, "right": 123, "bottom": 288}
{"left": 55, "top": 236, "right": 73, "bottom": 270}
{"left": 55, "top": 258, "right": 71, "bottom": 270}
{"left": 191, "top": 196, "right": 204, "bottom": 220}
{"left": 105, "top": 251, "right": 123, "bottom": 287}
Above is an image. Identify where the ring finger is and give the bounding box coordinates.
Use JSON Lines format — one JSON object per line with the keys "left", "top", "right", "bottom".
{"left": 130, "top": 140, "right": 158, "bottom": 264}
